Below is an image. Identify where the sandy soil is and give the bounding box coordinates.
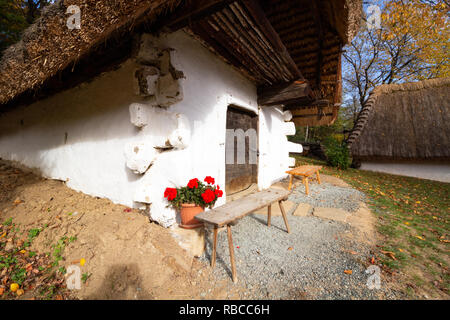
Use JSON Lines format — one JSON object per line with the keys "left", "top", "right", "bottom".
{"left": 0, "top": 159, "right": 243, "bottom": 300}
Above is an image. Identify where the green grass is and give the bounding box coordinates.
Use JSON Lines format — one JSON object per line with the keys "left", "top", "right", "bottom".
{"left": 294, "top": 156, "right": 450, "bottom": 298}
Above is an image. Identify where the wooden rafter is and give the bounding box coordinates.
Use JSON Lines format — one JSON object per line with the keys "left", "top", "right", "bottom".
{"left": 160, "top": 0, "right": 234, "bottom": 31}
{"left": 241, "top": 0, "right": 302, "bottom": 80}
{"left": 258, "top": 79, "right": 314, "bottom": 106}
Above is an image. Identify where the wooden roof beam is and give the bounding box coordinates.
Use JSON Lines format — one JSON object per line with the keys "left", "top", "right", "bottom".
{"left": 258, "top": 79, "right": 314, "bottom": 106}
{"left": 159, "top": 0, "right": 235, "bottom": 31}
{"left": 241, "top": 0, "right": 302, "bottom": 80}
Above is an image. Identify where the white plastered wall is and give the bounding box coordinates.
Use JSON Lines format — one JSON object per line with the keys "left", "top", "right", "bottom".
{"left": 0, "top": 30, "right": 301, "bottom": 227}
{"left": 360, "top": 161, "right": 450, "bottom": 183}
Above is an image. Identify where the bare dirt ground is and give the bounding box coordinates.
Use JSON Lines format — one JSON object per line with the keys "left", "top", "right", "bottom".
{"left": 0, "top": 159, "right": 243, "bottom": 300}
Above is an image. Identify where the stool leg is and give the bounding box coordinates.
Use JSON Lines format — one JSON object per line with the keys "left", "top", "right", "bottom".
{"left": 267, "top": 204, "right": 271, "bottom": 227}
{"left": 227, "top": 224, "right": 237, "bottom": 283}
{"left": 211, "top": 227, "right": 218, "bottom": 268}
{"left": 316, "top": 170, "right": 321, "bottom": 184}
{"left": 304, "top": 177, "right": 309, "bottom": 195}
{"left": 288, "top": 174, "right": 294, "bottom": 190}
{"left": 278, "top": 200, "right": 291, "bottom": 234}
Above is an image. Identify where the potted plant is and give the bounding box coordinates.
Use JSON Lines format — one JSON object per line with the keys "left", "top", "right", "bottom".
{"left": 164, "top": 176, "right": 223, "bottom": 229}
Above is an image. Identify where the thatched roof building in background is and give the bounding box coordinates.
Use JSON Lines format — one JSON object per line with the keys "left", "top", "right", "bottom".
{"left": 0, "top": 0, "right": 362, "bottom": 126}
{"left": 349, "top": 78, "right": 450, "bottom": 161}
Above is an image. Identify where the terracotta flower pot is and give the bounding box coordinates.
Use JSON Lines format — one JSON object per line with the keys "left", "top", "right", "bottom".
{"left": 179, "top": 203, "right": 204, "bottom": 229}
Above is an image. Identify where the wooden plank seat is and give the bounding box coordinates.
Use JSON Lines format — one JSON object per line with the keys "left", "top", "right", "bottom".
{"left": 195, "top": 187, "right": 291, "bottom": 282}
{"left": 286, "top": 165, "right": 322, "bottom": 195}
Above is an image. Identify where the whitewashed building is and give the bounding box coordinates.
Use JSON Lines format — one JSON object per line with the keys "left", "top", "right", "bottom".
{"left": 0, "top": 0, "right": 362, "bottom": 226}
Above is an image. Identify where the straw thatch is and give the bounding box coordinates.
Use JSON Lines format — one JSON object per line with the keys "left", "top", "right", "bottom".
{"left": 349, "top": 78, "right": 450, "bottom": 160}
{"left": 0, "top": 0, "right": 181, "bottom": 105}
{"left": 0, "top": 0, "right": 362, "bottom": 127}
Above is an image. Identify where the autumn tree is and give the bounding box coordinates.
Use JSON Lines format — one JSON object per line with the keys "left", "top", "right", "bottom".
{"left": 342, "top": 0, "right": 449, "bottom": 126}
{"left": 0, "top": 0, "right": 52, "bottom": 54}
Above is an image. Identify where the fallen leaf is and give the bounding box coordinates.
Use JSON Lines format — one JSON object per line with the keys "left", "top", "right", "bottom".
{"left": 13, "top": 199, "right": 21, "bottom": 205}
{"left": 344, "top": 270, "right": 352, "bottom": 275}
{"left": 381, "top": 250, "right": 397, "bottom": 260}
{"left": 55, "top": 295, "right": 63, "bottom": 300}
{"left": 10, "top": 283, "right": 18, "bottom": 292}
{"left": 349, "top": 250, "right": 358, "bottom": 255}
{"left": 0, "top": 287, "right": 4, "bottom": 296}
{"left": 80, "top": 258, "right": 86, "bottom": 266}
{"left": 16, "top": 289, "right": 24, "bottom": 296}
{"left": 415, "top": 236, "right": 425, "bottom": 240}
{"left": 288, "top": 247, "right": 293, "bottom": 251}
{"left": 124, "top": 208, "right": 132, "bottom": 213}
{"left": 20, "top": 250, "right": 26, "bottom": 254}
{"left": 371, "top": 257, "right": 376, "bottom": 264}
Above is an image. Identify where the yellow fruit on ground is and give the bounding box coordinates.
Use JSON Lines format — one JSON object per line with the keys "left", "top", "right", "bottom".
{"left": 10, "top": 283, "right": 19, "bottom": 292}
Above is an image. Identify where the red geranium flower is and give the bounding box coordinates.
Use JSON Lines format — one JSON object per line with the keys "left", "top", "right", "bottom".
{"left": 204, "top": 176, "right": 215, "bottom": 185}
{"left": 201, "top": 189, "right": 216, "bottom": 204}
{"left": 214, "top": 185, "right": 223, "bottom": 198}
{"left": 187, "top": 178, "right": 199, "bottom": 189}
{"left": 164, "top": 187, "right": 177, "bottom": 201}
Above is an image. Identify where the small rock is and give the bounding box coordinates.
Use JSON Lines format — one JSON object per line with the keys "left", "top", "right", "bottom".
{"left": 4, "top": 242, "right": 14, "bottom": 251}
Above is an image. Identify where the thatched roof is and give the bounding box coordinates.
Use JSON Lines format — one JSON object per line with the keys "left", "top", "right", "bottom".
{"left": 349, "top": 78, "right": 450, "bottom": 161}
{"left": 0, "top": 0, "right": 362, "bottom": 127}
{"left": 0, "top": 0, "right": 181, "bottom": 105}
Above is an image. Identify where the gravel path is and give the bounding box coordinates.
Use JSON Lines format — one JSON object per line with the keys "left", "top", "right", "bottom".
{"left": 199, "top": 180, "right": 405, "bottom": 300}
{"left": 201, "top": 214, "right": 402, "bottom": 299}
{"left": 288, "top": 182, "right": 366, "bottom": 212}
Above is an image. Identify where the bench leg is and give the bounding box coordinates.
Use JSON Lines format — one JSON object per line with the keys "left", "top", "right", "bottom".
{"left": 267, "top": 204, "right": 271, "bottom": 227}
{"left": 227, "top": 224, "right": 237, "bottom": 283}
{"left": 278, "top": 200, "right": 291, "bottom": 234}
{"left": 288, "top": 174, "right": 294, "bottom": 190}
{"left": 211, "top": 227, "right": 218, "bottom": 268}
{"left": 316, "top": 170, "right": 321, "bottom": 184}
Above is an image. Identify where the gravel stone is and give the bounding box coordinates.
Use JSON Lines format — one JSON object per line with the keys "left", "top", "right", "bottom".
{"left": 200, "top": 213, "right": 403, "bottom": 299}
{"left": 288, "top": 182, "right": 366, "bottom": 212}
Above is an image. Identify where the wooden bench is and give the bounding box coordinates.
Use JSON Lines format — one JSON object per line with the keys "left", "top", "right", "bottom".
{"left": 286, "top": 165, "right": 322, "bottom": 195}
{"left": 195, "top": 188, "right": 291, "bottom": 283}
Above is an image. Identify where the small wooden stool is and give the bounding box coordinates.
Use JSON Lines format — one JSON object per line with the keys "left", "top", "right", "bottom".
{"left": 286, "top": 165, "right": 322, "bottom": 195}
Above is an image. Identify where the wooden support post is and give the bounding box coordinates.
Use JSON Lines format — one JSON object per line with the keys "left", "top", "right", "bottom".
{"left": 227, "top": 224, "right": 237, "bottom": 283}
{"left": 267, "top": 204, "right": 272, "bottom": 227}
{"left": 278, "top": 200, "right": 291, "bottom": 234}
{"left": 316, "top": 170, "right": 321, "bottom": 184}
{"left": 288, "top": 174, "right": 294, "bottom": 191}
{"left": 211, "top": 227, "right": 218, "bottom": 268}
